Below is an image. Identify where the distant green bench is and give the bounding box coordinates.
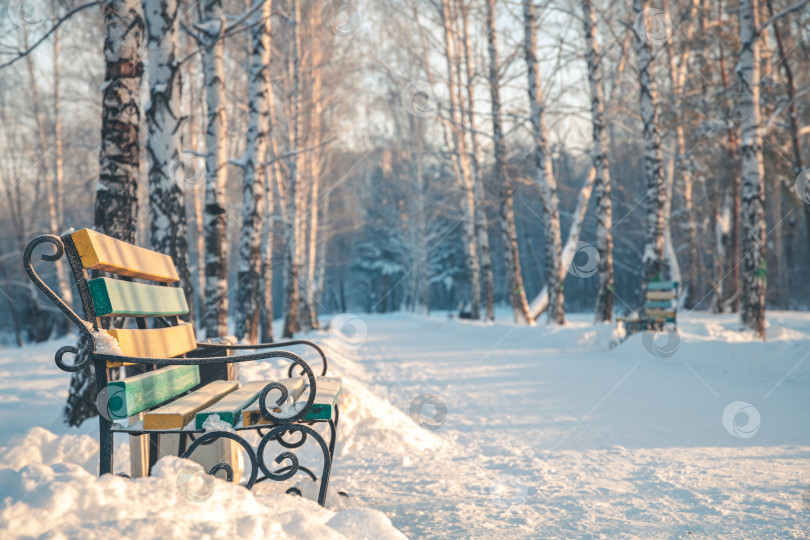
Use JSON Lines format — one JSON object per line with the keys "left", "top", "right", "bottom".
{"left": 617, "top": 280, "right": 678, "bottom": 338}
{"left": 24, "top": 228, "right": 340, "bottom": 506}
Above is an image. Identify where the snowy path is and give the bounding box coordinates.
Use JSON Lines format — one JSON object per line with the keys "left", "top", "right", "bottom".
{"left": 328, "top": 313, "right": 810, "bottom": 538}
{"left": 1, "top": 312, "right": 809, "bottom": 538}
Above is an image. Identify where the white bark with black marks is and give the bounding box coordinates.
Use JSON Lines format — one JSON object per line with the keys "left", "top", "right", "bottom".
{"left": 522, "top": 0, "right": 564, "bottom": 325}
{"left": 485, "top": 0, "right": 532, "bottom": 325}
{"left": 235, "top": 0, "right": 271, "bottom": 343}
{"left": 634, "top": 0, "right": 667, "bottom": 291}
{"left": 581, "top": 0, "right": 613, "bottom": 323}
{"left": 144, "top": 0, "right": 195, "bottom": 325}
{"left": 737, "top": 0, "right": 766, "bottom": 338}
{"left": 201, "top": 0, "right": 229, "bottom": 337}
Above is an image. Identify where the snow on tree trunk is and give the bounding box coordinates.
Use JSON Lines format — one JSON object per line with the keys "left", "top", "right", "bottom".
{"left": 201, "top": 0, "right": 229, "bottom": 338}
{"left": 633, "top": 0, "right": 667, "bottom": 292}
{"left": 522, "top": 0, "right": 565, "bottom": 325}
{"left": 235, "top": 0, "right": 271, "bottom": 343}
{"left": 144, "top": 0, "right": 195, "bottom": 327}
{"left": 458, "top": 0, "right": 494, "bottom": 321}
{"left": 441, "top": 0, "right": 481, "bottom": 320}
{"left": 485, "top": 0, "right": 532, "bottom": 325}
{"left": 66, "top": 0, "right": 144, "bottom": 427}
{"left": 581, "top": 0, "right": 613, "bottom": 323}
{"left": 283, "top": 0, "right": 301, "bottom": 339}
{"left": 736, "top": 0, "right": 766, "bottom": 339}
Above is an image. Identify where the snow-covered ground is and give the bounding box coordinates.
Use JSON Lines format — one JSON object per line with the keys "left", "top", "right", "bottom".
{"left": 1, "top": 311, "right": 809, "bottom": 538}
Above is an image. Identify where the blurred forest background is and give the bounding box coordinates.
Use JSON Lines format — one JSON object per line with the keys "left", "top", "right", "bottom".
{"left": 1, "top": 0, "right": 809, "bottom": 347}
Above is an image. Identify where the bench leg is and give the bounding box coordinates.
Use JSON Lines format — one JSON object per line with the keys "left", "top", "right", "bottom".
{"left": 98, "top": 415, "right": 114, "bottom": 476}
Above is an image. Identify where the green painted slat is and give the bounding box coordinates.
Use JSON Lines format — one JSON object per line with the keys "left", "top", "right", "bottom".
{"left": 647, "top": 281, "right": 678, "bottom": 291}
{"left": 645, "top": 300, "right": 674, "bottom": 309}
{"left": 88, "top": 277, "right": 189, "bottom": 317}
{"left": 105, "top": 365, "right": 200, "bottom": 420}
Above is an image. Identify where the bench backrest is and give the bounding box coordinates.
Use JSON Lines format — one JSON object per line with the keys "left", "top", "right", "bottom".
{"left": 65, "top": 229, "right": 202, "bottom": 420}
{"left": 643, "top": 280, "right": 678, "bottom": 322}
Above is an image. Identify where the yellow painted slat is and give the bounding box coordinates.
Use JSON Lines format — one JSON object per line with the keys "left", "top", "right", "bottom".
{"left": 105, "top": 324, "right": 197, "bottom": 367}
{"left": 645, "top": 309, "right": 676, "bottom": 320}
{"left": 71, "top": 228, "right": 179, "bottom": 283}
{"left": 646, "top": 290, "right": 677, "bottom": 300}
{"left": 144, "top": 380, "right": 238, "bottom": 430}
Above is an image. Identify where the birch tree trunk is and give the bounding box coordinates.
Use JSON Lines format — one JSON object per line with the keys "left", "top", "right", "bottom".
{"left": 522, "top": 0, "right": 564, "bottom": 324}
{"left": 201, "top": 0, "right": 229, "bottom": 337}
{"left": 581, "top": 0, "right": 613, "bottom": 323}
{"left": 458, "top": 0, "right": 495, "bottom": 321}
{"left": 485, "top": 0, "right": 532, "bottom": 325}
{"left": 66, "top": 0, "right": 144, "bottom": 427}
{"left": 633, "top": 0, "right": 667, "bottom": 292}
{"left": 261, "top": 0, "right": 280, "bottom": 343}
{"left": 235, "top": 0, "right": 271, "bottom": 343}
{"left": 144, "top": 0, "right": 195, "bottom": 326}
{"left": 441, "top": 0, "right": 481, "bottom": 320}
{"left": 282, "top": 0, "right": 301, "bottom": 338}
{"left": 737, "top": 0, "right": 766, "bottom": 338}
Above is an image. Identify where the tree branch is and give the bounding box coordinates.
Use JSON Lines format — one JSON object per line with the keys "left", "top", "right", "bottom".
{"left": 0, "top": 2, "right": 97, "bottom": 71}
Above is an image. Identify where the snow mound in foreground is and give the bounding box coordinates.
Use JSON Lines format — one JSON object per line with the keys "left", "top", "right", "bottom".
{"left": 0, "top": 455, "right": 406, "bottom": 540}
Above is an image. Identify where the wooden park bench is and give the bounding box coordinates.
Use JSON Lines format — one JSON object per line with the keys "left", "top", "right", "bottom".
{"left": 615, "top": 280, "right": 678, "bottom": 342}
{"left": 23, "top": 229, "right": 341, "bottom": 506}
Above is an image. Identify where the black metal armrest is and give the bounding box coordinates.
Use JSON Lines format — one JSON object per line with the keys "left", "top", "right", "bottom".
{"left": 195, "top": 339, "right": 328, "bottom": 376}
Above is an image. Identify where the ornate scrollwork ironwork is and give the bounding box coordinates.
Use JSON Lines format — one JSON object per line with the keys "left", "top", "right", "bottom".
{"left": 255, "top": 424, "right": 332, "bottom": 505}
{"left": 258, "top": 362, "right": 317, "bottom": 425}
{"left": 180, "top": 431, "right": 259, "bottom": 489}
{"left": 23, "top": 235, "right": 96, "bottom": 371}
